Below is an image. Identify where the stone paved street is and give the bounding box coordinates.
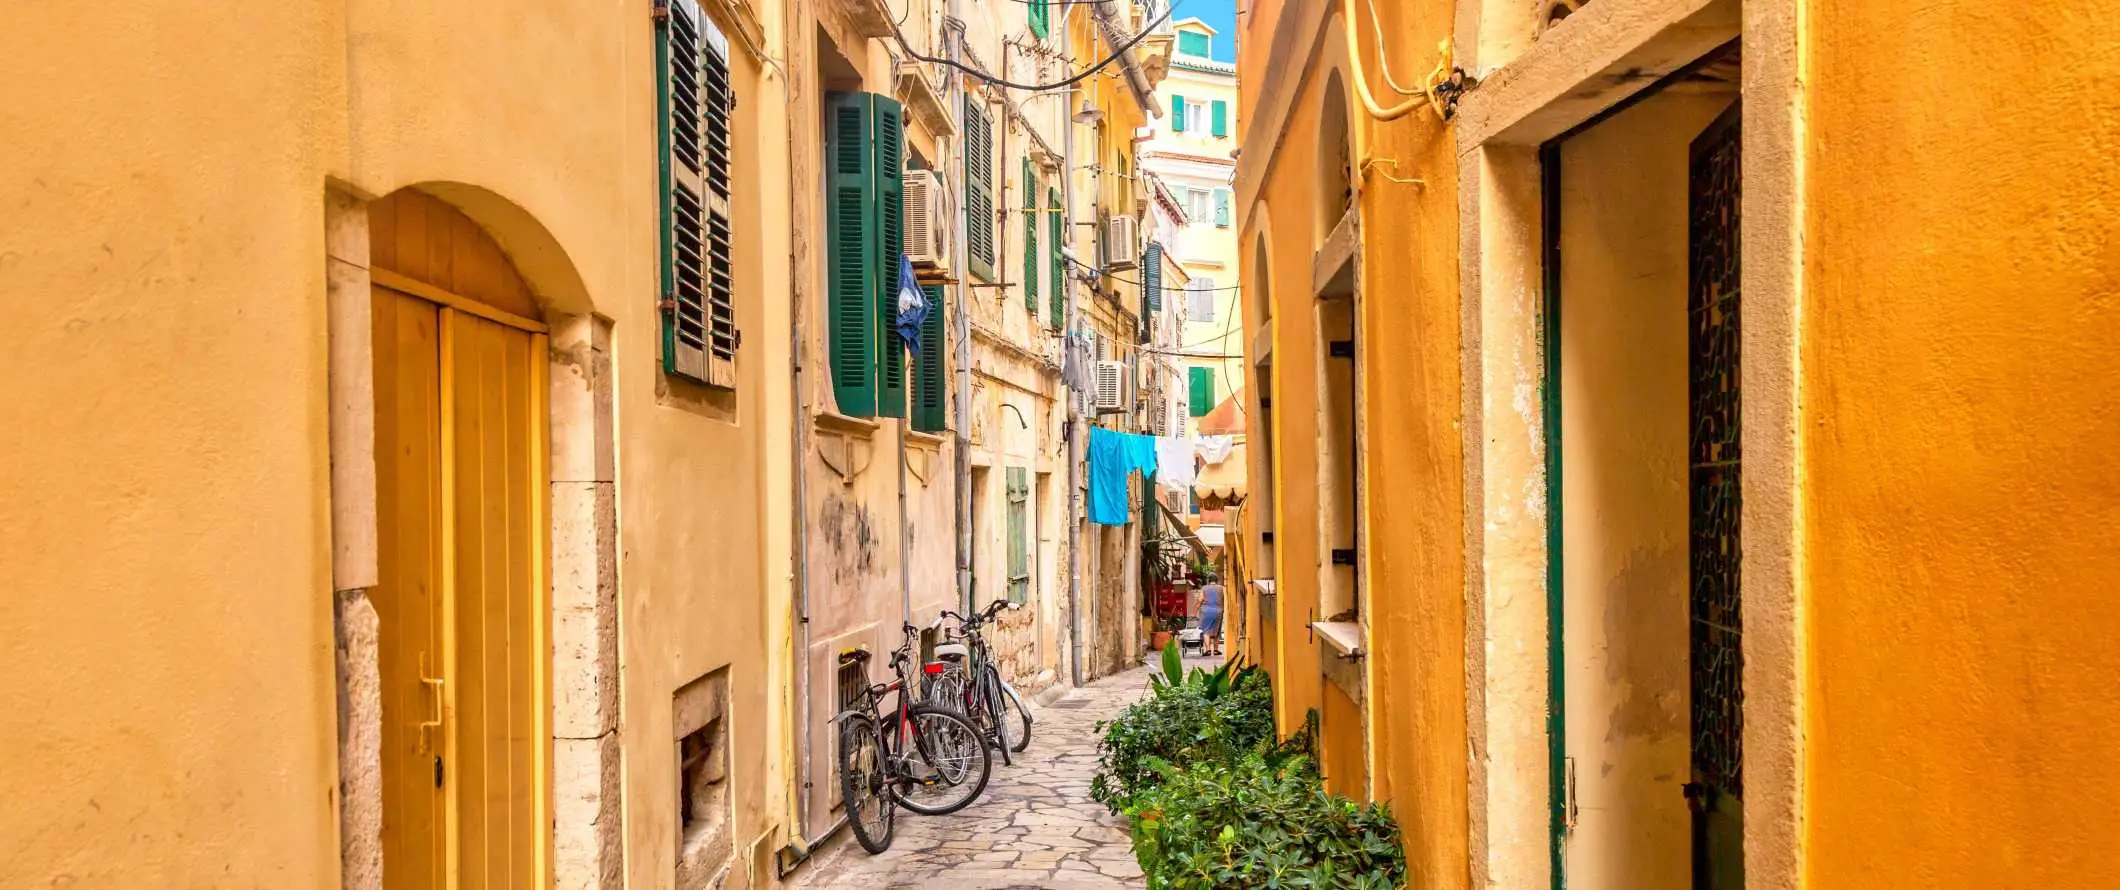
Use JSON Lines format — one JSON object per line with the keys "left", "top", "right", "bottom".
{"left": 795, "top": 660, "right": 1186, "bottom": 889}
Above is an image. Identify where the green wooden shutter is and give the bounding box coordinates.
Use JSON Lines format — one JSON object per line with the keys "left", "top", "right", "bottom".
{"left": 826, "top": 92, "right": 878, "bottom": 417}
{"left": 914, "top": 283, "right": 948, "bottom": 432}
{"left": 1023, "top": 157, "right": 1038, "bottom": 312}
{"left": 1189, "top": 366, "right": 1214, "bottom": 415}
{"left": 964, "top": 95, "right": 996, "bottom": 281}
{"left": 874, "top": 96, "right": 908, "bottom": 418}
{"left": 1029, "top": 0, "right": 1049, "bottom": 38}
{"left": 1144, "top": 243, "right": 1163, "bottom": 311}
{"left": 658, "top": 0, "right": 738, "bottom": 388}
{"left": 1048, "top": 187, "right": 1065, "bottom": 331}
{"left": 1211, "top": 100, "right": 1228, "bottom": 137}
{"left": 1006, "top": 467, "right": 1029, "bottom": 604}
{"left": 1178, "top": 30, "right": 1210, "bottom": 57}
{"left": 1213, "top": 188, "right": 1231, "bottom": 227}
{"left": 1170, "top": 94, "right": 1186, "bottom": 132}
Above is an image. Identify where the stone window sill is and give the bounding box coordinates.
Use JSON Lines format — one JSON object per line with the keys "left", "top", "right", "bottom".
{"left": 1312, "top": 620, "right": 1364, "bottom": 659}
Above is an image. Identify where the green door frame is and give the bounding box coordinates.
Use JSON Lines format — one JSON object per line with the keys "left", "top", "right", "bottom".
{"left": 1538, "top": 141, "right": 1567, "bottom": 890}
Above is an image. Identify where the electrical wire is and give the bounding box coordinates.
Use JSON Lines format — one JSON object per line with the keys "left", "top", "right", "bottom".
{"left": 1362, "top": 0, "right": 1425, "bottom": 96}
{"left": 889, "top": 0, "right": 1179, "bottom": 92}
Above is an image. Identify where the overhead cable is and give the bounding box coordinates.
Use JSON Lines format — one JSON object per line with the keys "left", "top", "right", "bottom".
{"left": 889, "top": 1, "right": 1179, "bottom": 92}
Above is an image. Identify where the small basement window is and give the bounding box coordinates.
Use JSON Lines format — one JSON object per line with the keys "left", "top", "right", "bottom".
{"left": 674, "top": 668, "right": 732, "bottom": 888}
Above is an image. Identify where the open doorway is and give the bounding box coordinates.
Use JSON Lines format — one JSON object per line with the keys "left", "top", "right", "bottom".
{"left": 1542, "top": 42, "right": 1742, "bottom": 890}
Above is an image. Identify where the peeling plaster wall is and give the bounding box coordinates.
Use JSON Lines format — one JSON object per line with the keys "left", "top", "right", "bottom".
{"left": 1802, "top": 1, "right": 2120, "bottom": 885}
{"left": 1553, "top": 89, "right": 1730, "bottom": 890}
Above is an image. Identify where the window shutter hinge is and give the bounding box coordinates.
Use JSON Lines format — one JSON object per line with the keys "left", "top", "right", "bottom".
{"left": 733, "top": 328, "right": 744, "bottom": 350}
{"left": 652, "top": 1, "right": 670, "bottom": 22}
{"left": 658, "top": 298, "right": 678, "bottom": 313}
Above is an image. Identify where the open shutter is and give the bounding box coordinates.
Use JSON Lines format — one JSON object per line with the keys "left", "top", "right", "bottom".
{"left": 1214, "top": 189, "right": 1231, "bottom": 227}
{"left": 1029, "top": 0, "right": 1049, "bottom": 38}
{"left": 1022, "top": 157, "right": 1039, "bottom": 312}
{"left": 874, "top": 97, "right": 908, "bottom": 418}
{"left": 1211, "top": 100, "right": 1228, "bottom": 137}
{"left": 1144, "top": 243, "right": 1163, "bottom": 312}
{"left": 1189, "top": 366, "right": 1214, "bottom": 415}
{"left": 1170, "top": 94, "right": 1186, "bottom": 132}
{"left": 1048, "top": 187, "right": 1065, "bottom": 331}
{"left": 964, "top": 95, "right": 996, "bottom": 281}
{"left": 914, "top": 283, "right": 948, "bottom": 432}
{"left": 827, "top": 92, "right": 878, "bottom": 416}
{"left": 658, "top": 0, "right": 737, "bottom": 388}
{"left": 1006, "top": 467, "right": 1030, "bottom": 603}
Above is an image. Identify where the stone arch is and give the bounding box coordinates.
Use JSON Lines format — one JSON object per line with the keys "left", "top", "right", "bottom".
{"left": 412, "top": 181, "right": 597, "bottom": 318}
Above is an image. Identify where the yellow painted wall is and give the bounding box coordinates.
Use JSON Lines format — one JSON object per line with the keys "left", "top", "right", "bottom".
{"left": 1803, "top": 1, "right": 2120, "bottom": 885}
{"left": 1, "top": 0, "right": 795, "bottom": 885}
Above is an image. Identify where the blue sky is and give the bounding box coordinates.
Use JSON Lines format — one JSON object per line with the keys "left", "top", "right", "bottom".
{"left": 1176, "top": 0, "right": 1238, "bottom": 62}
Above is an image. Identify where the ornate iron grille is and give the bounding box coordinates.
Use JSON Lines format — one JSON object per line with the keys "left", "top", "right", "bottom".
{"left": 1688, "top": 104, "right": 1744, "bottom": 799}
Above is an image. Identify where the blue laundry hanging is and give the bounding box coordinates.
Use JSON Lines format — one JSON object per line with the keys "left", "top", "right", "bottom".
{"left": 1087, "top": 426, "right": 1159, "bottom": 526}
{"left": 894, "top": 254, "right": 930, "bottom": 356}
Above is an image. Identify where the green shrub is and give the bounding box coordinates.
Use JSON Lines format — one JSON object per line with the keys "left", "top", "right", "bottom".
{"left": 1092, "top": 646, "right": 1407, "bottom": 888}
{"left": 1126, "top": 753, "right": 1407, "bottom": 890}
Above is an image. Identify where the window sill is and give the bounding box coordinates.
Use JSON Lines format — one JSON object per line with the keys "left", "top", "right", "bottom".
{"left": 1312, "top": 620, "right": 1364, "bottom": 660}
{"left": 813, "top": 411, "right": 880, "bottom": 438}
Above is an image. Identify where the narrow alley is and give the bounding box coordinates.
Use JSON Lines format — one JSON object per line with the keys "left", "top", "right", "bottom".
{"left": 794, "top": 663, "right": 1185, "bottom": 889}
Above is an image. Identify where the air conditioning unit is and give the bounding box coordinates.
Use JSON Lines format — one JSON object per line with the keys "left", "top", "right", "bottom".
{"left": 1105, "top": 216, "right": 1139, "bottom": 269}
{"left": 904, "top": 170, "right": 953, "bottom": 274}
{"left": 1094, "top": 360, "right": 1127, "bottom": 412}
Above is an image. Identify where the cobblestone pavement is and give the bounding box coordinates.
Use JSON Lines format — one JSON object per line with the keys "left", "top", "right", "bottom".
{"left": 795, "top": 660, "right": 1187, "bottom": 889}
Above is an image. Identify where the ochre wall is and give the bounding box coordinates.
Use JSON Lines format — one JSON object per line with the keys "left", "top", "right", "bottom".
{"left": 0, "top": 3, "right": 342, "bottom": 885}
{"left": 1803, "top": 1, "right": 2120, "bottom": 886}
{"left": 1553, "top": 89, "right": 1728, "bottom": 890}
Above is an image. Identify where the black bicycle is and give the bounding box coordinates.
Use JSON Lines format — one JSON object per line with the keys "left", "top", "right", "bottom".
{"left": 925, "top": 599, "right": 1034, "bottom": 765}
{"left": 835, "top": 624, "right": 993, "bottom": 854}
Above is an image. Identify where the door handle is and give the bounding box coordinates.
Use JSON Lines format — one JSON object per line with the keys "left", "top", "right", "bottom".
{"left": 418, "top": 652, "right": 444, "bottom": 752}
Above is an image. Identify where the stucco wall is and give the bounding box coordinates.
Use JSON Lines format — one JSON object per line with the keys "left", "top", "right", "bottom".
{"left": 1802, "top": 1, "right": 2120, "bottom": 885}
{"left": 1554, "top": 89, "right": 1729, "bottom": 890}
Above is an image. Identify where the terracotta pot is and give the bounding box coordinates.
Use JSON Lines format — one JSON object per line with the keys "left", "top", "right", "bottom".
{"left": 1150, "top": 631, "right": 1174, "bottom": 651}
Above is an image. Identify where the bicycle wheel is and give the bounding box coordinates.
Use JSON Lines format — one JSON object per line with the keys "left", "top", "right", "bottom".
{"left": 892, "top": 704, "right": 993, "bottom": 815}
{"left": 979, "top": 669, "right": 1014, "bottom": 766}
{"left": 838, "top": 716, "right": 895, "bottom": 853}
{"left": 998, "top": 680, "right": 1033, "bottom": 753}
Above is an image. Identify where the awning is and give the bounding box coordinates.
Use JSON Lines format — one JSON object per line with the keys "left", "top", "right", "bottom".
{"left": 1195, "top": 440, "right": 1247, "bottom": 502}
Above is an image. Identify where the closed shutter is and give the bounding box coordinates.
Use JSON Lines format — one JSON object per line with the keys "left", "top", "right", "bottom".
{"left": 1214, "top": 189, "right": 1231, "bottom": 227}
{"left": 964, "top": 95, "right": 996, "bottom": 281}
{"left": 1170, "top": 95, "right": 1186, "bottom": 131}
{"left": 1023, "top": 157, "right": 1038, "bottom": 312}
{"left": 1189, "top": 366, "right": 1214, "bottom": 415}
{"left": 1048, "top": 187, "right": 1065, "bottom": 331}
{"left": 1211, "top": 100, "right": 1228, "bottom": 137}
{"left": 658, "top": 0, "right": 738, "bottom": 388}
{"left": 914, "top": 283, "right": 949, "bottom": 432}
{"left": 826, "top": 92, "right": 878, "bottom": 416}
{"left": 875, "top": 97, "right": 908, "bottom": 418}
{"left": 1144, "top": 243, "right": 1163, "bottom": 311}
{"left": 1029, "top": 0, "right": 1049, "bottom": 38}
{"left": 1006, "top": 467, "right": 1030, "bottom": 604}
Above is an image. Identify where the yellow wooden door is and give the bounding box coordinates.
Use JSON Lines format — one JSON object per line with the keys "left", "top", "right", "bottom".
{"left": 371, "top": 189, "right": 551, "bottom": 890}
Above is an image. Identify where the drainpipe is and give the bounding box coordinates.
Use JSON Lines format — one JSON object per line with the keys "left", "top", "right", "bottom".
{"left": 949, "top": 14, "right": 975, "bottom": 616}
{"left": 1062, "top": 7, "right": 1085, "bottom": 690}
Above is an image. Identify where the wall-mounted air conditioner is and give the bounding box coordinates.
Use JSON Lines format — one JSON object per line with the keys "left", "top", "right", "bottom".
{"left": 1094, "top": 360, "right": 1127, "bottom": 412}
{"left": 904, "top": 169, "right": 953, "bottom": 274}
{"left": 1105, "top": 216, "right": 1139, "bottom": 270}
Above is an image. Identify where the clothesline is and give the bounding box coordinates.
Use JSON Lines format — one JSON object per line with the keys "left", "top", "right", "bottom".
{"left": 1084, "top": 428, "right": 1232, "bottom": 526}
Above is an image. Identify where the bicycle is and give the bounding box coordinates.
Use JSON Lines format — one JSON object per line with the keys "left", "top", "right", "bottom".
{"left": 834, "top": 623, "right": 994, "bottom": 854}
{"left": 924, "top": 599, "right": 1034, "bottom": 765}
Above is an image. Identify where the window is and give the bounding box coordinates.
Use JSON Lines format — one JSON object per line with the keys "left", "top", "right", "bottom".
{"left": 1186, "top": 101, "right": 1207, "bottom": 130}
{"left": 964, "top": 94, "right": 997, "bottom": 281}
{"left": 1185, "top": 188, "right": 1211, "bottom": 224}
{"left": 1188, "top": 277, "right": 1217, "bottom": 322}
{"left": 1023, "top": 157, "right": 1039, "bottom": 312}
{"left": 1189, "top": 366, "right": 1215, "bottom": 416}
{"left": 1048, "top": 187, "right": 1065, "bottom": 331}
{"left": 658, "top": 0, "right": 738, "bottom": 388}
{"left": 1006, "top": 467, "right": 1030, "bottom": 604}
{"left": 1177, "top": 29, "right": 1211, "bottom": 57}
{"left": 673, "top": 668, "right": 731, "bottom": 885}
{"left": 825, "top": 91, "right": 908, "bottom": 418}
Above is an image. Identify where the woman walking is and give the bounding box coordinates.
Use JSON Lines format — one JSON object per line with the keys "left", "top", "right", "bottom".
{"left": 1198, "top": 573, "right": 1225, "bottom": 657}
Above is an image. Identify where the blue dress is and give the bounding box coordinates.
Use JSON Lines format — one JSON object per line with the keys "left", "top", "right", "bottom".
{"left": 1199, "top": 583, "right": 1224, "bottom": 634}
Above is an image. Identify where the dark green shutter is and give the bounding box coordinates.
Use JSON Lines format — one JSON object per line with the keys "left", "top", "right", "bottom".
{"left": 658, "top": 0, "right": 737, "bottom": 388}
{"left": 1213, "top": 189, "right": 1231, "bottom": 227}
{"left": 875, "top": 97, "right": 908, "bottom": 418}
{"left": 1170, "top": 94, "right": 1186, "bottom": 132}
{"left": 827, "top": 92, "right": 878, "bottom": 417}
{"left": 965, "top": 94, "right": 996, "bottom": 281}
{"left": 1048, "top": 187, "right": 1065, "bottom": 331}
{"left": 1144, "top": 243, "right": 1163, "bottom": 311}
{"left": 1211, "top": 100, "right": 1228, "bottom": 137}
{"left": 1006, "top": 467, "right": 1029, "bottom": 604}
{"left": 1029, "top": 0, "right": 1049, "bottom": 38}
{"left": 1023, "top": 157, "right": 1038, "bottom": 312}
{"left": 914, "top": 283, "right": 948, "bottom": 432}
{"left": 1189, "top": 366, "right": 1214, "bottom": 415}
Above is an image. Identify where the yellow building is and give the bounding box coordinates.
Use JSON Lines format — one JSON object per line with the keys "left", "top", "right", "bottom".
{"left": 4, "top": 0, "right": 802, "bottom": 886}
{"left": 1234, "top": 0, "right": 2120, "bottom": 888}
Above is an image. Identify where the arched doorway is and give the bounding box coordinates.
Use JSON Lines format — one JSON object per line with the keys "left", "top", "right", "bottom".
{"left": 368, "top": 187, "right": 551, "bottom": 888}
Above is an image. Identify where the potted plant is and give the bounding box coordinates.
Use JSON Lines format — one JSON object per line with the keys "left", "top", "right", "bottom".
{"left": 1149, "top": 614, "right": 1185, "bottom": 651}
